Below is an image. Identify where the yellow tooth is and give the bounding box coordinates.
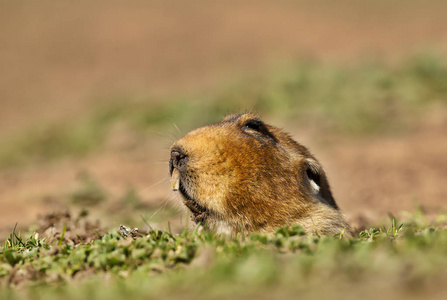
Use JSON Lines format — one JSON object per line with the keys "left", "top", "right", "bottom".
{"left": 171, "top": 168, "right": 180, "bottom": 191}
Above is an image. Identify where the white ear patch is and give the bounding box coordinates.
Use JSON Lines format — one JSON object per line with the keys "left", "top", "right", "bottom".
{"left": 305, "top": 160, "right": 322, "bottom": 195}
{"left": 309, "top": 178, "right": 320, "bottom": 194}
{"left": 308, "top": 177, "right": 329, "bottom": 206}
{"left": 305, "top": 158, "right": 330, "bottom": 206}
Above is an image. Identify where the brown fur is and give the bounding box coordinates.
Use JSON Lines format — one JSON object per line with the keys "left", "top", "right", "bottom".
{"left": 169, "top": 113, "right": 351, "bottom": 237}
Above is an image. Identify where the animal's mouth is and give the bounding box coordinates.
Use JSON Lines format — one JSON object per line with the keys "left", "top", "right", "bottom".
{"left": 171, "top": 168, "right": 209, "bottom": 224}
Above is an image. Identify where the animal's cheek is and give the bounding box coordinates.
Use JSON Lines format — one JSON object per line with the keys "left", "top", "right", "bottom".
{"left": 190, "top": 171, "right": 233, "bottom": 214}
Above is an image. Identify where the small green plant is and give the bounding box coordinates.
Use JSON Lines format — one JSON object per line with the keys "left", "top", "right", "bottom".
{"left": 358, "top": 218, "right": 404, "bottom": 241}
{"left": 1, "top": 225, "right": 49, "bottom": 268}
{"left": 1, "top": 213, "right": 447, "bottom": 299}
{"left": 3, "top": 223, "right": 24, "bottom": 249}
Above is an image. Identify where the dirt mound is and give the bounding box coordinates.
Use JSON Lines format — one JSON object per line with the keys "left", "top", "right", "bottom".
{"left": 36, "top": 210, "right": 105, "bottom": 245}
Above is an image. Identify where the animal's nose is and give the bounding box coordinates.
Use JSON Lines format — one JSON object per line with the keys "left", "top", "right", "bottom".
{"left": 169, "top": 148, "right": 188, "bottom": 174}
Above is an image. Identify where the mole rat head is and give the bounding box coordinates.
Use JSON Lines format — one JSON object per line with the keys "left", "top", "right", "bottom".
{"left": 169, "top": 113, "right": 338, "bottom": 234}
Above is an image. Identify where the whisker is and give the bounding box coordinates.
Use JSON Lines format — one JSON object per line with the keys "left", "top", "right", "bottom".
{"left": 141, "top": 176, "right": 170, "bottom": 193}
{"left": 148, "top": 201, "right": 168, "bottom": 219}
{"left": 147, "top": 130, "right": 179, "bottom": 146}
{"left": 173, "top": 122, "right": 182, "bottom": 135}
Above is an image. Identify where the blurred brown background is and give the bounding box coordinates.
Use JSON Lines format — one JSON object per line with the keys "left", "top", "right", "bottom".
{"left": 1, "top": 0, "right": 447, "bottom": 236}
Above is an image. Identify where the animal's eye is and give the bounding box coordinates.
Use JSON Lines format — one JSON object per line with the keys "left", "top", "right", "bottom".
{"left": 242, "top": 119, "right": 277, "bottom": 143}
{"left": 243, "top": 119, "right": 264, "bottom": 132}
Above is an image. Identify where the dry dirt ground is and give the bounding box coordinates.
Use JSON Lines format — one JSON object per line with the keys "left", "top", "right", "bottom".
{"left": 1, "top": 1, "right": 447, "bottom": 237}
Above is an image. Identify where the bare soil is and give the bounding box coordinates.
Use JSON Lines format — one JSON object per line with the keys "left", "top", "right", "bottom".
{"left": 1, "top": 1, "right": 447, "bottom": 237}
{"left": 2, "top": 1, "right": 447, "bottom": 133}
{"left": 316, "top": 109, "right": 447, "bottom": 226}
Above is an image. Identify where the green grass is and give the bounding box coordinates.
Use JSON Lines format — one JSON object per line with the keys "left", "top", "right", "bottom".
{"left": 1, "top": 213, "right": 447, "bottom": 299}
{"left": 1, "top": 54, "right": 447, "bottom": 169}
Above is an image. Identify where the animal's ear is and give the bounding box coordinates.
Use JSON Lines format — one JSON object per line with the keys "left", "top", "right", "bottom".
{"left": 305, "top": 158, "right": 339, "bottom": 209}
